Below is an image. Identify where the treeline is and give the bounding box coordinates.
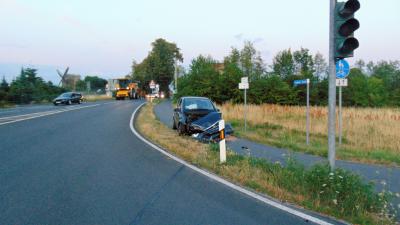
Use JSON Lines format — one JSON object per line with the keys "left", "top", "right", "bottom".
{"left": 0, "top": 68, "right": 66, "bottom": 105}
{"left": 176, "top": 41, "right": 400, "bottom": 107}
{"left": 0, "top": 68, "right": 110, "bottom": 105}
{"left": 74, "top": 76, "right": 108, "bottom": 93}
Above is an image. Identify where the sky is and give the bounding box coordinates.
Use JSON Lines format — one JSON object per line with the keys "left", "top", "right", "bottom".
{"left": 0, "top": 0, "right": 399, "bottom": 83}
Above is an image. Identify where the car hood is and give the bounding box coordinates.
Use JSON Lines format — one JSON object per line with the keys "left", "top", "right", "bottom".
{"left": 190, "top": 112, "right": 221, "bottom": 130}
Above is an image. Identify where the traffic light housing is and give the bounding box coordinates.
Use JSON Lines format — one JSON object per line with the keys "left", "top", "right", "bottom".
{"left": 334, "top": 0, "right": 360, "bottom": 59}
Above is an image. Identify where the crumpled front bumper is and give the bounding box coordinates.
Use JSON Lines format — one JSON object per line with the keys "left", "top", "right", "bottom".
{"left": 188, "top": 112, "right": 234, "bottom": 142}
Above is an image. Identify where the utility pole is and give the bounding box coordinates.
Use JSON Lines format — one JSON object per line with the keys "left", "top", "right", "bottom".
{"left": 174, "top": 60, "right": 178, "bottom": 94}
{"left": 328, "top": 0, "right": 337, "bottom": 170}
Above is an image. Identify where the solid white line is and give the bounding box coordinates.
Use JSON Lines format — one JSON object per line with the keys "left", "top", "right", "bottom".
{"left": 0, "top": 104, "right": 100, "bottom": 126}
{"left": 129, "top": 102, "right": 335, "bottom": 225}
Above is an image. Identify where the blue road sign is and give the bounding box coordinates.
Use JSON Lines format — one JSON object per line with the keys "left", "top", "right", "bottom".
{"left": 294, "top": 79, "right": 309, "bottom": 86}
{"left": 336, "top": 59, "right": 350, "bottom": 79}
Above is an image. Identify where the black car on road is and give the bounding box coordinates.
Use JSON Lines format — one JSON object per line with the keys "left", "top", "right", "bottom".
{"left": 53, "top": 92, "right": 82, "bottom": 105}
{"left": 173, "top": 96, "right": 225, "bottom": 137}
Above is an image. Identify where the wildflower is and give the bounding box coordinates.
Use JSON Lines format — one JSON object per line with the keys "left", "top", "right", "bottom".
{"left": 336, "top": 191, "right": 340, "bottom": 194}
{"left": 322, "top": 184, "right": 327, "bottom": 187}
{"left": 333, "top": 199, "right": 337, "bottom": 205}
{"left": 381, "top": 180, "right": 387, "bottom": 186}
{"left": 398, "top": 204, "right": 400, "bottom": 209}
{"left": 320, "top": 191, "right": 324, "bottom": 194}
{"left": 338, "top": 175, "right": 343, "bottom": 179}
{"left": 329, "top": 172, "right": 334, "bottom": 176}
{"left": 395, "top": 193, "right": 400, "bottom": 198}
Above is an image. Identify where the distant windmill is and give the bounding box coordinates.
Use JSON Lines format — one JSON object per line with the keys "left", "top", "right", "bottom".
{"left": 57, "top": 67, "right": 70, "bottom": 87}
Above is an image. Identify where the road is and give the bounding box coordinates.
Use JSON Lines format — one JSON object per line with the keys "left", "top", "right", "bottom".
{"left": 0, "top": 101, "right": 340, "bottom": 225}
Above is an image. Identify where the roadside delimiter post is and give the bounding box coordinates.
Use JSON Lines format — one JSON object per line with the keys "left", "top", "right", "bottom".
{"left": 219, "top": 120, "right": 226, "bottom": 163}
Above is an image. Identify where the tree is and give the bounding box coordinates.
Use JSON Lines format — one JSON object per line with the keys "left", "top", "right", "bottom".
{"left": 354, "top": 59, "right": 366, "bottom": 72}
{"left": 8, "top": 67, "right": 65, "bottom": 104}
{"left": 272, "top": 49, "right": 295, "bottom": 80}
{"left": 0, "top": 76, "right": 9, "bottom": 101}
{"left": 83, "top": 76, "right": 107, "bottom": 92}
{"left": 239, "top": 41, "right": 265, "bottom": 81}
{"left": 293, "top": 48, "right": 315, "bottom": 77}
{"left": 313, "top": 52, "right": 328, "bottom": 80}
{"left": 343, "top": 68, "right": 369, "bottom": 106}
{"left": 131, "top": 38, "right": 183, "bottom": 96}
{"left": 176, "top": 55, "right": 221, "bottom": 102}
{"left": 367, "top": 77, "right": 387, "bottom": 106}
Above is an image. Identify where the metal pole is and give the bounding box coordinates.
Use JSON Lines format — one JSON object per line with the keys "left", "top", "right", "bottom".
{"left": 339, "top": 86, "right": 342, "bottom": 146}
{"left": 328, "top": 0, "right": 337, "bottom": 170}
{"left": 306, "top": 79, "right": 310, "bottom": 145}
{"left": 174, "top": 60, "right": 178, "bottom": 94}
{"left": 244, "top": 88, "right": 247, "bottom": 132}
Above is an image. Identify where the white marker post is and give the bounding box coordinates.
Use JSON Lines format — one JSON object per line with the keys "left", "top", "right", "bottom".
{"left": 306, "top": 79, "right": 310, "bottom": 145}
{"left": 219, "top": 120, "right": 226, "bottom": 163}
{"left": 239, "top": 77, "right": 249, "bottom": 133}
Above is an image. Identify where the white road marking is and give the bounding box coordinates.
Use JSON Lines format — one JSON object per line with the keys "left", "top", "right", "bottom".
{"left": 129, "top": 102, "right": 336, "bottom": 225}
{"left": 0, "top": 104, "right": 100, "bottom": 126}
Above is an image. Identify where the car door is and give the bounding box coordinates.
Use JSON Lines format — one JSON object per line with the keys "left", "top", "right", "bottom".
{"left": 71, "top": 93, "right": 77, "bottom": 103}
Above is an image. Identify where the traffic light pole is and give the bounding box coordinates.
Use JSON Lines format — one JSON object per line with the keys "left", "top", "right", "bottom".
{"left": 328, "top": 0, "right": 337, "bottom": 170}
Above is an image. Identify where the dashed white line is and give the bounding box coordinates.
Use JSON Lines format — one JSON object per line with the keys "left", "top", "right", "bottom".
{"left": 129, "top": 102, "right": 335, "bottom": 225}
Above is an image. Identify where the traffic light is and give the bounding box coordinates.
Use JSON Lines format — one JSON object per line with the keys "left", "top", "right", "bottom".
{"left": 334, "top": 0, "right": 360, "bottom": 59}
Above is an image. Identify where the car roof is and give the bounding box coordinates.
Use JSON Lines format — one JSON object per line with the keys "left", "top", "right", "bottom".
{"left": 181, "top": 96, "right": 211, "bottom": 101}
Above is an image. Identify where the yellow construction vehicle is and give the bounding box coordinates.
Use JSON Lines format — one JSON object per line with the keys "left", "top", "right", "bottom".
{"left": 113, "top": 78, "right": 141, "bottom": 100}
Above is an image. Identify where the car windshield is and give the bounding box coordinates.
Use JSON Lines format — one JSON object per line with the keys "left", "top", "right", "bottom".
{"left": 183, "top": 98, "right": 215, "bottom": 111}
{"left": 58, "top": 93, "right": 71, "bottom": 98}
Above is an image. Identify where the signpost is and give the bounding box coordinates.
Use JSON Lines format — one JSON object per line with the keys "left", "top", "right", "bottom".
{"left": 149, "top": 80, "right": 156, "bottom": 89}
{"left": 239, "top": 77, "right": 249, "bottom": 132}
{"left": 294, "top": 79, "right": 310, "bottom": 145}
{"left": 336, "top": 59, "right": 350, "bottom": 146}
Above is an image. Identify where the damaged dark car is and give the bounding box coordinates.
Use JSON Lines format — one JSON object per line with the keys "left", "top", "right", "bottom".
{"left": 172, "top": 96, "right": 233, "bottom": 142}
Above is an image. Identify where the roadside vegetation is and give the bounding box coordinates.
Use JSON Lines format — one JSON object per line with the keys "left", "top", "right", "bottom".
{"left": 84, "top": 94, "right": 112, "bottom": 102}
{"left": 220, "top": 103, "right": 400, "bottom": 166}
{"left": 136, "top": 103, "right": 396, "bottom": 225}
{"left": 0, "top": 68, "right": 110, "bottom": 106}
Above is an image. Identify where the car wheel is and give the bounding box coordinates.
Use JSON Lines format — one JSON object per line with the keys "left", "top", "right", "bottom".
{"left": 177, "top": 123, "right": 186, "bottom": 135}
{"left": 54, "top": 103, "right": 58, "bottom": 106}
{"left": 78, "top": 99, "right": 81, "bottom": 104}
{"left": 67, "top": 100, "right": 72, "bottom": 105}
{"left": 172, "top": 119, "right": 177, "bottom": 130}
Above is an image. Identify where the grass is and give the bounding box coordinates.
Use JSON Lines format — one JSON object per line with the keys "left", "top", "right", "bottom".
{"left": 0, "top": 100, "right": 15, "bottom": 108}
{"left": 220, "top": 103, "right": 400, "bottom": 166}
{"left": 135, "top": 102, "right": 396, "bottom": 225}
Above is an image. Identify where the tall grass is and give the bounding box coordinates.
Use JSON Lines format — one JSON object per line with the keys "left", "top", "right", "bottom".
{"left": 220, "top": 103, "right": 400, "bottom": 165}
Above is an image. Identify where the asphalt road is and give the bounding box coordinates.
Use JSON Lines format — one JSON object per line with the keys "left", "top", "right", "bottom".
{"left": 0, "top": 101, "right": 339, "bottom": 225}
